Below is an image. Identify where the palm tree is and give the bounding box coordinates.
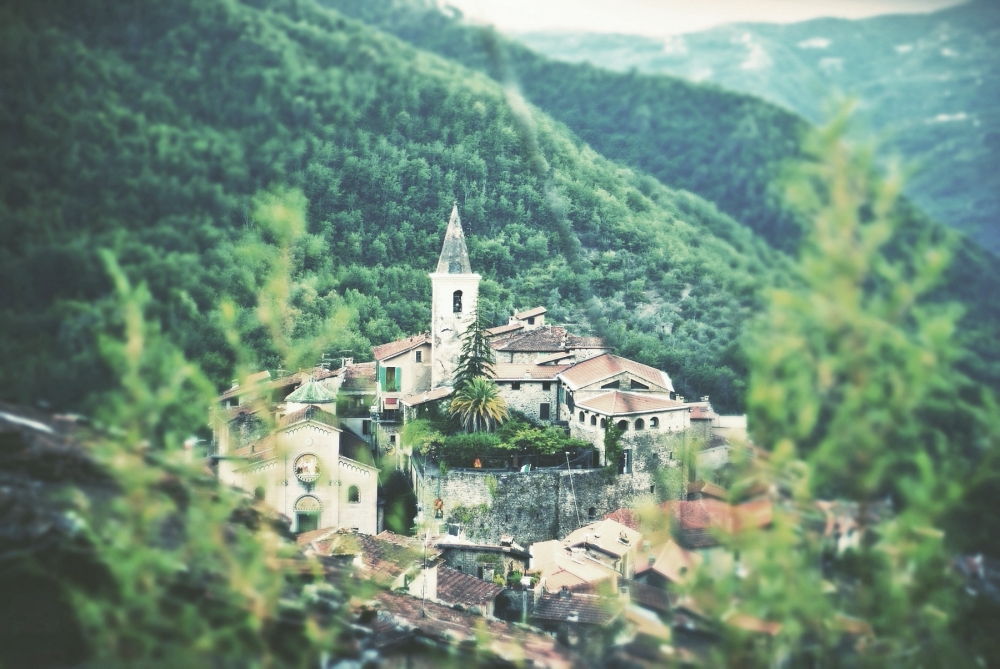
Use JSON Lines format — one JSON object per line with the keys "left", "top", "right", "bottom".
{"left": 448, "top": 376, "right": 509, "bottom": 433}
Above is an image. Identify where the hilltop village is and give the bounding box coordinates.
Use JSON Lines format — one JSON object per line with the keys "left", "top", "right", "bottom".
{"left": 209, "top": 206, "right": 780, "bottom": 662}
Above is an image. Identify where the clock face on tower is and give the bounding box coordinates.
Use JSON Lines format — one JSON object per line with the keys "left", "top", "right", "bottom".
{"left": 294, "top": 454, "right": 321, "bottom": 483}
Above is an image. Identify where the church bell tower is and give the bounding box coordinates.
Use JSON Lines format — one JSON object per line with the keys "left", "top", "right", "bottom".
{"left": 430, "top": 204, "right": 480, "bottom": 388}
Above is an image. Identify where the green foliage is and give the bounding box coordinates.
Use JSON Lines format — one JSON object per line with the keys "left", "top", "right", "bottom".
{"left": 0, "top": 0, "right": 804, "bottom": 416}
{"left": 453, "top": 306, "right": 496, "bottom": 390}
{"left": 603, "top": 422, "right": 624, "bottom": 470}
{"left": 399, "top": 417, "right": 445, "bottom": 455}
{"left": 484, "top": 474, "right": 499, "bottom": 499}
{"left": 500, "top": 424, "right": 591, "bottom": 455}
{"left": 25, "top": 254, "right": 338, "bottom": 667}
{"left": 696, "top": 111, "right": 1000, "bottom": 667}
{"left": 448, "top": 376, "right": 509, "bottom": 433}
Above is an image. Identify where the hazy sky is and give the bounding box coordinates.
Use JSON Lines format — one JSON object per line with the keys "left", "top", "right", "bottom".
{"left": 444, "top": 0, "right": 967, "bottom": 36}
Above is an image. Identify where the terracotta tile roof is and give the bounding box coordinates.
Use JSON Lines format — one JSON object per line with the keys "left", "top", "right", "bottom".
{"left": 434, "top": 565, "right": 504, "bottom": 608}
{"left": 603, "top": 508, "right": 641, "bottom": 531}
{"left": 399, "top": 386, "right": 453, "bottom": 407}
{"left": 687, "top": 480, "right": 728, "bottom": 500}
{"left": 532, "top": 592, "right": 622, "bottom": 625}
{"left": 621, "top": 578, "right": 673, "bottom": 614}
{"left": 535, "top": 351, "right": 577, "bottom": 365}
{"left": 515, "top": 306, "right": 547, "bottom": 319}
{"left": 563, "top": 519, "right": 643, "bottom": 559}
{"left": 485, "top": 322, "right": 524, "bottom": 336}
{"left": 634, "top": 540, "right": 702, "bottom": 583}
{"left": 314, "top": 530, "right": 434, "bottom": 586}
{"left": 661, "top": 499, "right": 773, "bottom": 548}
{"left": 575, "top": 391, "right": 684, "bottom": 415}
{"left": 230, "top": 433, "right": 275, "bottom": 459}
{"left": 340, "top": 362, "right": 376, "bottom": 391}
{"left": 532, "top": 541, "right": 621, "bottom": 587}
{"left": 491, "top": 326, "right": 608, "bottom": 353}
{"left": 279, "top": 405, "right": 340, "bottom": 430}
{"left": 689, "top": 404, "right": 717, "bottom": 421}
{"left": 369, "top": 591, "right": 584, "bottom": 669}
{"left": 558, "top": 354, "right": 673, "bottom": 392}
{"left": 372, "top": 333, "right": 431, "bottom": 361}
{"left": 491, "top": 363, "right": 572, "bottom": 381}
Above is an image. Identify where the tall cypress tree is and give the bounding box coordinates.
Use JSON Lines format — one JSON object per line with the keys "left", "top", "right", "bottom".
{"left": 452, "top": 307, "right": 495, "bottom": 391}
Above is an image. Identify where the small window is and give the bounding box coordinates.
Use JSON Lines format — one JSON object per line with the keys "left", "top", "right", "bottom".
{"left": 588, "top": 507, "right": 596, "bottom": 520}
{"left": 579, "top": 411, "right": 585, "bottom": 423}
{"left": 254, "top": 486, "right": 265, "bottom": 502}
{"left": 453, "top": 290, "right": 463, "bottom": 313}
{"left": 511, "top": 381, "right": 521, "bottom": 390}
{"left": 415, "top": 350, "right": 422, "bottom": 362}
{"left": 527, "top": 317, "right": 535, "bottom": 325}
{"left": 630, "top": 379, "right": 649, "bottom": 390}
{"left": 635, "top": 418, "right": 645, "bottom": 430}
{"left": 348, "top": 485, "right": 360, "bottom": 503}
{"left": 650, "top": 417, "right": 659, "bottom": 429}
{"left": 390, "top": 434, "right": 397, "bottom": 444}
{"left": 649, "top": 485, "right": 655, "bottom": 494}
{"left": 362, "top": 420, "right": 371, "bottom": 435}
{"left": 590, "top": 415, "right": 597, "bottom": 426}
{"left": 540, "top": 403, "right": 550, "bottom": 420}
{"left": 542, "top": 382, "right": 551, "bottom": 391}
{"left": 601, "top": 380, "right": 621, "bottom": 389}
{"left": 600, "top": 418, "right": 607, "bottom": 429}
{"left": 617, "top": 420, "right": 629, "bottom": 431}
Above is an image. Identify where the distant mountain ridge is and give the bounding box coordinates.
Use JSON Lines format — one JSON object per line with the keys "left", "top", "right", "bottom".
{"left": 516, "top": 0, "right": 1000, "bottom": 253}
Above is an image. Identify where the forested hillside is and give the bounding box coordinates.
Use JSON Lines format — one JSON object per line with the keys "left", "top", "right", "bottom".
{"left": 0, "top": 0, "right": 791, "bottom": 414}
{"left": 518, "top": 0, "right": 1000, "bottom": 254}
{"left": 318, "top": 0, "right": 1000, "bottom": 390}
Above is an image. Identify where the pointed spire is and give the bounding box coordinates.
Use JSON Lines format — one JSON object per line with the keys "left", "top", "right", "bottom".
{"left": 436, "top": 203, "right": 473, "bottom": 274}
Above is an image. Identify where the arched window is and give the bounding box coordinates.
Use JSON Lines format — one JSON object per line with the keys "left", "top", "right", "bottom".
{"left": 253, "top": 486, "right": 265, "bottom": 502}
{"left": 650, "top": 417, "right": 659, "bottom": 429}
{"left": 578, "top": 411, "right": 585, "bottom": 423}
{"left": 617, "top": 420, "right": 629, "bottom": 431}
{"left": 588, "top": 507, "right": 597, "bottom": 520}
{"left": 590, "top": 415, "right": 597, "bottom": 426}
{"left": 635, "top": 418, "right": 645, "bottom": 430}
{"left": 453, "top": 290, "right": 463, "bottom": 313}
{"left": 600, "top": 418, "right": 607, "bottom": 429}
{"left": 348, "top": 485, "right": 360, "bottom": 503}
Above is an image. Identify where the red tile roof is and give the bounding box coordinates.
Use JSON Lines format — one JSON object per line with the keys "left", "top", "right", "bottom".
{"left": 491, "top": 364, "right": 572, "bottom": 381}
{"left": 369, "top": 591, "right": 583, "bottom": 669}
{"left": 535, "top": 351, "right": 577, "bottom": 365}
{"left": 687, "top": 480, "right": 728, "bottom": 500}
{"left": 532, "top": 592, "right": 622, "bottom": 626}
{"left": 603, "top": 508, "right": 641, "bottom": 531}
{"left": 217, "top": 367, "right": 340, "bottom": 401}
{"left": 399, "top": 386, "right": 453, "bottom": 407}
{"left": 341, "top": 362, "right": 376, "bottom": 391}
{"left": 485, "top": 322, "right": 525, "bottom": 336}
{"left": 434, "top": 565, "right": 504, "bottom": 609}
{"left": 575, "top": 391, "right": 684, "bottom": 415}
{"left": 490, "top": 326, "right": 608, "bottom": 353}
{"left": 372, "top": 333, "right": 430, "bottom": 361}
{"left": 660, "top": 499, "right": 773, "bottom": 548}
{"left": 620, "top": 578, "right": 673, "bottom": 614}
{"left": 634, "top": 540, "right": 702, "bottom": 583}
{"left": 515, "top": 306, "right": 547, "bottom": 319}
{"left": 558, "top": 354, "right": 673, "bottom": 392}
{"left": 689, "top": 404, "right": 717, "bottom": 421}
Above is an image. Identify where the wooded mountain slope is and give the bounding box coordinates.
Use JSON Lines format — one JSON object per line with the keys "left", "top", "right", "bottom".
{"left": 318, "top": 0, "right": 1000, "bottom": 391}
{"left": 0, "top": 0, "right": 790, "bottom": 413}
{"left": 518, "top": 0, "right": 1000, "bottom": 254}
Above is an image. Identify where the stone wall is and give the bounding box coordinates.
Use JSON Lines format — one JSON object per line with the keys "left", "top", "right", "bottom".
{"left": 416, "top": 450, "right": 687, "bottom": 545}
{"left": 495, "top": 380, "right": 561, "bottom": 424}
{"left": 438, "top": 547, "right": 529, "bottom": 580}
